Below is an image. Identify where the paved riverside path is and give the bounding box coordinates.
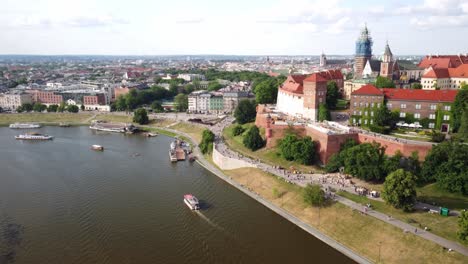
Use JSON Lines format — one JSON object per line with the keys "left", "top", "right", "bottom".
{"left": 151, "top": 118, "right": 468, "bottom": 257}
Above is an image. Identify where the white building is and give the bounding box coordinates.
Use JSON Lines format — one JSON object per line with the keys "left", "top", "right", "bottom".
{"left": 84, "top": 105, "right": 111, "bottom": 112}
{"left": 421, "top": 64, "right": 468, "bottom": 90}
{"left": 0, "top": 93, "right": 32, "bottom": 111}
{"left": 177, "top": 74, "right": 206, "bottom": 82}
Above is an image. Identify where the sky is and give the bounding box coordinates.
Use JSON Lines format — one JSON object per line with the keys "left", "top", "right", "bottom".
{"left": 1, "top": 0, "right": 468, "bottom": 55}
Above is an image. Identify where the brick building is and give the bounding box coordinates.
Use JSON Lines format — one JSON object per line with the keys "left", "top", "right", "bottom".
{"left": 83, "top": 94, "right": 106, "bottom": 106}
{"left": 350, "top": 84, "right": 458, "bottom": 131}
{"left": 0, "top": 93, "right": 32, "bottom": 110}
{"left": 26, "top": 90, "right": 63, "bottom": 105}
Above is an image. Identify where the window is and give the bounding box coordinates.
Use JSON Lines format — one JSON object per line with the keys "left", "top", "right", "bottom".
{"left": 414, "top": 113, "right": 420, "bottom": 119}
{"left": 429, "top": 123, "right": 435, "bottom": 128}
{"left": 430, "top": 104, "right": 437, "bottom": 110}
{"left": 387, "top": 103, "right": 392, "bottom": 108}
{"left": 371, "top": 103, "right": 374, "bottom": 107}
{"left": 353, "top": 102, "right": 357, "bottom": 107}
{"left": 401, "top": 104, "right": 407, "bottom": 109}
{"left": 352, "top": 118, "right": 356, "bottom": 124}
{"left": 364, "top": 111, "right": 368, "bottom": 116}
{"left": 429, "top": 114, "right": 436, "bottom": 119}
{"left": 365, "top": 103, "right": 369, "bottom": 107}
{"left": 400, "top": 112, "right": 406, "bottom": 118}
{"left": 371, "top": 111, "right": 374, "bottom": 117}
{"left": 444, "top": 105, "right": 451, "bottom": 111}
{"left": 353, "top": 110, "right": 357, "bottom": 115}
{"left": 377, "top": 103, "right": 381, "bottom": 107}
{"left": 364, "top": 119, "right": 368, "bottom": 125}
{"left": 443, "top": 115, "right": 450, "bottom": 121}
{"left": 415, "top": 104, "right": 421, "bottom": 110}
{"left": 360, "top": 102, "right": 363, "bottom": 107}
{"left": 370, "top": 120, "right": 373, "bottom": 125}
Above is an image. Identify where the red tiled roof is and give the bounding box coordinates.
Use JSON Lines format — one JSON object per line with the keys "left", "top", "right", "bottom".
{"left": 418, "top": 55, "right": 468, "bottom": 69}
{"left": 317, "top": 69, "right": 343, "bottom": 81}
{"left": 423, "top": 68, "right": 450, "bottom": 78}
{"left": 304, "top": 73, "right": 327, "bottom": 82}
{"left": 448, "top": 64, "right": 468, "bottom": 78}
{"left": 382, "top": 88, "right": 458, "bottom": 102}
{"left": 351, "top": 84, "right": 383, "bottom": 96}
{"left": 280, "top": 75, "right": 307, "bottom": 94}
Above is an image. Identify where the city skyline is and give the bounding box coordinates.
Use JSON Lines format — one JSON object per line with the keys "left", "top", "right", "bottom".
{"left": 1, "top": 0, "right": 468, "bottom": 55}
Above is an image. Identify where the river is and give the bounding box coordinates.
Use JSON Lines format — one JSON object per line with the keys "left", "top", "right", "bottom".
{"left": 0, "top": 126, "right": 353, "bottom": 264}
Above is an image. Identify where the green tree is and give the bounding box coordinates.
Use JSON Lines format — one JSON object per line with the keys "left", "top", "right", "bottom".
{"left": 294, "top": 137, "right": 316, "bottom": 165}
{"left": 67, "top": 105, "right": 79, "bottom": 113}
{"left": 80, "top": 104, "right": 85, "bottom": 111}
{"left": 207, "top": 80, "right": 223, "bottom": 91}
{"left": 242, "top": 125, "right": 264, "bottom": 151}
{"left": 47, "top": 104, "right": 58, "bottom": 112}
{"left": 232, "top": 125, "right": 245, "bottom": 136}
{"left": 21, "top": 103, "right": 33, "bottom": 112}
{"left": 133, "top": 108, "right": 149, "bottom": 124}
{"left": 458, "top": 210, "right": 468, "bottom": 241}
{"left": 278, "top": 134, "right": 298, "bottom": 161}
{"left": 254, "top": 79, "right": 278, "bottom": 104}
{"left": 115, "top": 95, "right": 127, "bottom": 111}
{"left": 318, "top": 103, "right": 331, "bottom": 121}
{"left": 199, "top": 129, "right": 215, "bottom": 154}
{"left": 342, "top": 143, "right": 387, "bottom": 181}
{"left": 458, "top": 110, "right": 468, "bottom": 141}
{"left": 411, "top": 83, "right": 423, "bottom": 89}
{"left": 375, "top": 76, "right": 396, "bottom": 88}
{"left": 326, "top": 81, "right": 339, "bottom": 109}
{"left": 174, "top": 93, "right": 188, "bottom": 112}
{"left": 382, "top": 169, "right": 417, "bottom": 212}
{"left": 303, "top": 184, "right": 326, "bottom": 207}
{"left": 169, "top": 82, "right": 179, "bottom": 95}
{"left": 151, "top": 101, "right": 164, "bottom": 113}
{"left": 234, "top": 99, "right": 256, "bottom": 124}
{"left": 33, "top": 103, "right": 47, "bottom": 112}
{"left": 57, "top": 102, "right": 66, "bottom": 112}
{"left": 452, "top": 88, "right": 468, "bottom": 132}
{"left": 374, "top": 103, "right": 391, "bottom": 126}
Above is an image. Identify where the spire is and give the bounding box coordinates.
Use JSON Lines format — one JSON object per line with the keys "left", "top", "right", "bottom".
{"left": 383, "top": 40, "right": 393, "bottom": 62}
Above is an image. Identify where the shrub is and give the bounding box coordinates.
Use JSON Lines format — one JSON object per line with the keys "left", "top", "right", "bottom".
{"left": 430, "top": 130, "right": 445, "bottom": 143}
{"left": 303, "top": 184, "right": 326, "bottom": 207}
{"left": 232, "top": 125, "right": 245, "bottom": 136}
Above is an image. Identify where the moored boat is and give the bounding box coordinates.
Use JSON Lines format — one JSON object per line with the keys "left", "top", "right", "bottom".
{"left": 9, "top": 123, "right": 41, "bottom": 129}
{"left": 15, "top": 132, "right": 53, "bottom": 140}
{"left": 184, "top": 194, "right": 200, "bottom": 210}
{"left": 91, "top": 145, "right": 104, "bottom": 151}
{"left": 169, "top": 150, "right": 177, "bottom": 162}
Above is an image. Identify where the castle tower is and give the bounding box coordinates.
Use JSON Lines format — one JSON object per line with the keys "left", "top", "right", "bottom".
{"left": 303, "top": 73, "right": 327, "bottom": 121}
{"left": 320, "top": 52, "right": 327, "bottom": 67}
{"left": 380, "top": 41, "right": 394, "bottom": 78}
{"left": 354, "top": 24, "right": 373, "bottom": 78}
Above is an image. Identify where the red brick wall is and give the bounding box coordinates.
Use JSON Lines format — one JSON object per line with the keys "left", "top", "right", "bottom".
{"left": 357, "top": 134, "right": 432, "bottom": 160}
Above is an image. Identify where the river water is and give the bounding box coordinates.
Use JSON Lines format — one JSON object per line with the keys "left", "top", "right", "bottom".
{"left": 0, "top": 126, "right": 353, "bottom": 264}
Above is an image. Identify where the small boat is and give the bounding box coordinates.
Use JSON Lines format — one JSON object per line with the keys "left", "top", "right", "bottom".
{"left": 9, "top": 123, "right": 41, "bottom": 129}
{"left": 184, "top": 194, "right": 200, "bottom": 210}
{"left": 145, "top": 132, "right": 158, "bottom": 137}
{"left": 91, "top": 145, "right": 104, "bottom": 151}
{"left": 188, "top": 154, "right": 196, "bottom": 162}
{"left": 169, "top": 150, "right": 177, "bottom": 162}
{"left": 59, "top": 123, "right": 71, "bottom": 127}
{"left": 15, "top": 132, "right": 53, "bottom": 140}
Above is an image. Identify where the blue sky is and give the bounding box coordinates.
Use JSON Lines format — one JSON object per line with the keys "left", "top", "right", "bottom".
{"left": 1, "top": 0, "right": 468, "bottom": 55}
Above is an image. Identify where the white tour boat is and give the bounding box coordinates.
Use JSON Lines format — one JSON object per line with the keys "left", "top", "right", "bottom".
{"left": 184, "top": 194, "right": 200, "bottom": 210}
{"left": 9, "top": 123, "right": 41, "bottom": 129}
{"left": 15, "top": 133, "right": 53, "bottom": 140}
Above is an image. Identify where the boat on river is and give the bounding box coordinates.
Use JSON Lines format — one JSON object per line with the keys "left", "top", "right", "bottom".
{"left": 184, "top": 194, "right": 200, "bottom": 210}
{"left": 9, "top": 123, "right": 41, "bottom": 129}
{"left": 15, "top": 132, "right": 53, "bottom": 140}
{"left": 91, "top": 145, "right": 104, "bottom": 151}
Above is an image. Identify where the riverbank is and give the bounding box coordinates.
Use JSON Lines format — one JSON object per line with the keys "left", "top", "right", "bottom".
{"left": 159, "top": 124, "right": 467, "bottom": 264}
{"left": 0, "top": 113, "right": 95, "bottom": 126}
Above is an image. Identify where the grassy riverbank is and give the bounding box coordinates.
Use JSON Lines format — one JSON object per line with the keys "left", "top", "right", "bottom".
{"left": 0, "top": 113, "right": 94, "bottom": 125}
{"left": 223, "top": 167, "right": 467, "bottom": 264}
{"left": 223, "top": 123, "right": 323, "bottom": 173}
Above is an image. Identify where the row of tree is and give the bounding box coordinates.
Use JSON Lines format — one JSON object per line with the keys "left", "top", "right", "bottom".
{"left": 17, "top": 102, "right": 80, "bottom": 113}
{"left": 278, "top": 134, "right": 317, "bottom": 165}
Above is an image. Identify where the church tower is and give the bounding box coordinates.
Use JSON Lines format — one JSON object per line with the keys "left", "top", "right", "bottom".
{"left": 320, "top": 52, "right": 327, "bottom": 67}
{"left": 380, "top": 41, "right": 394, "bottom": 79}
{"left": 354, "top": 24, "right": 373, "bottom": 78}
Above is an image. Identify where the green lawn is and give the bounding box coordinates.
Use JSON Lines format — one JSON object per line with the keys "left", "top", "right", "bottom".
{"left": 0, "top": 113, "right": 93, "bottom": 125}
{"left": 417, "top": 184, "right": 468, "bottom": 211}
{"left": 337, "top": 190, "right": 466, "bottom": 246}
{"left": 223, "top": 123, "right": 324, "bottom": 173}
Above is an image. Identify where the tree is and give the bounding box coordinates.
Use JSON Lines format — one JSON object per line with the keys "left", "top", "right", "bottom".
{"left": 411, "top": 83, "right": 422, "bottom": 89}
{"left": 115, "top": 95, "right": 127, "bottom": 111}
{"left": 382, "top": 169, "right": 417, "bottom": 212}
{"left": 47, "top": 104, "right": 58, "bottom": 112}
{"left": 374, "top": 103, "right": 391, "bottom": 126}
{"left": 318, "top": 103, "right": 331, "bottom": 121}
{"left": 133, "top": 108, "right": 149, "bottom": 125}
{"left": 294, "top": 137, "right": 316, "bottom": 165}
{"left": 243, "top": 125, "right": 264, "bottom": 151}
{"left": 458, "top": 110, "right": 468, "bottom": 141}
{"left": 67, "top": 105, "right": 79, "bottom": 113}
{"left": 254, "top": 79, "right": 278, "bottom": 104}
{"left": 21, "top": 103, "right": 33, "bottom": 112}
{"left": 57, "top": 102, "right": 66, "bottom": 112}
{"left": 458, "top": 210, "right": 468, "bottom": 241}
{"left": 375, "top": 76, "right": 396, "bottom": 88}
{"left": 174, "top": 93, "right": 188, "bottom": 112}
{"left": 80, "top": 104, "right": 85, "bottom": 111}
{"left": 326, "top": 81, "right": 340, "bottom": 109}
{"left": 151, "top": 101, "right": 164, "bottom": 113}
{"left": 0, "top": 106, "right": 2, "bottom": 113}
{"left": 452, "top": 88, "right": 468, "bottom": 132}
{"left": 232, "top": 125, "right": 245, "bottom": 136}
{"left": 33, "top": 103, "right": 47, "bottom": 112}
{"left": 303, "top": 184, "right": 326, "bottom": 207}
{"left": 199, "top": 129, "right": 215, "bottom": 154}
{"left": 169, "top": 82, "right": 179, "bottom": 96}
{"left": 207, "top": 80, "right": 223, "bottom": 91}
{"left": 234, "top": 99, "right": 256, "bottom": 124}
{"left": 341, "top": 143, "right": 387, "bottom": 181}
{"left": 421, "top": 142, "right": 468, "bottom": 194}
{"left": 278, "top": 134, "right": 298, "bottom": 161}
